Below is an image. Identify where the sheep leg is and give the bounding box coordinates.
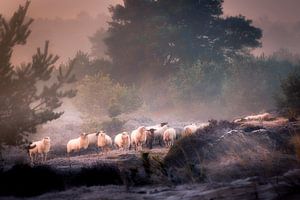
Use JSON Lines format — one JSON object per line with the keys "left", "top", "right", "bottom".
{"left": 68, "top": 154, "right": 72, "bottom": 168}
{"left": 44, "top": 153, "right": 47, "bottom": 162}
{"left": 34, "top": 154, "right": 37, "bottom": 164}
{"left": 29, "top": 153, "right": 34, "bottom": 165}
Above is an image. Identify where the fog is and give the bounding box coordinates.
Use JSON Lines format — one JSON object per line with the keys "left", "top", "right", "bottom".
{"left": 1, "top": 0, "right": 300, "bottom": 65}
{"left": 1, "top": 3, "right": 300, "bottom": 199}
{"left": 1, "top": 0, "right": 300, "bottom": 143}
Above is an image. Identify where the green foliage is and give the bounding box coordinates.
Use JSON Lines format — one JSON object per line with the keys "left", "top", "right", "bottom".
{"left": 101, "top": 118, "right": 126, "bottom": 134}
{"left": 0, "top": 1, "right": 76, "bottom": 147}
{"left": 276, "top": 71, "right": 300, "bottom": 119}
{"left": 168, "top": 54, "right": 298, "bottom": 116}
{"left": 102, "top": 0, "right": 262, "bottom": 83}
{"left": 170, "top": 61, "right": 226, "bottom": 102}
{"left": 89, "top": 28, "right": 108, "bottom": 58}
{"left": 80, "top": 118, "right": 100, "bottom": 134}
{"left": 73, "top": 73, "right": 143, "bottom": 118}
{"left": 61, "top": 51, "right": 112, "bottom": 81}
{"left": 108, "top": 102, "right": 122, "bottom": 118}
{"left": 222, "top": 56, "right": 298, "bottom": 114}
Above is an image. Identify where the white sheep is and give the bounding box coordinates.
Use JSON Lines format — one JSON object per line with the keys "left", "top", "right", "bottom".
{"left": 28, "top": 137, "right": 51, "bottom": 163}
{"left": 67, "top": 132, "right": 90, "bottom": 154}
{"left": 244, "top": 112, "right": 272, "bottom": 121}
{"left": 183, "top": 123, "right": 198, "bottom": 137}
{"left": 114, "top": 132, "right": 131, "bottom": 150}
{"left": 163, "top": 128, "right": 176, "bottom": 147}
{"left": 146, "top": 123, "right": 168, "bottom": 147}
{"left": 87, "top": 132, "right": 98, "bottom": 147}
{"left": 96, "top": 131, "right": 112, "bottom": 153}
{"left": 131, "top": 126, "right": 147, "bottom": 151}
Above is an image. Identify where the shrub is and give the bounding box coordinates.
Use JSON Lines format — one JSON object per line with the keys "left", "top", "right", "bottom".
{"left": 108, "top": 102, "right": 122, "bottom": 118}
{"left": 73, "top": 73, "right": 143, "bottom": 118}
{"left": 101, "top": 118, "right": 126, "bottom": 134}
{"left": 0, "top": 164, "right": 64, "bottom": 197}
{"left": 69, "top": 164, "right": 123, "bottom": 187}
{"left": 276, "top": 71, "right": 300, "bottom": 120}
{"left": 290, "top": 134, "right": 300, "bottom": 161}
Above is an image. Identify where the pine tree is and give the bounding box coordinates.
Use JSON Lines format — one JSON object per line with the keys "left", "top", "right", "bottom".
{"left": 0, "top": 1, "right": 77, "bottom": 149}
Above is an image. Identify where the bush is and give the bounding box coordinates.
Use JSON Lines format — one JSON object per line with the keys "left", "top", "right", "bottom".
{"left": 0, "top": 163, "right": 123, "bottom": 197}
{"left": 0, "top": 164, "right": 64, "bottom": 197}
{"left": 164, "top": 120, "right": 297, "bottom": 183}
{"left": 108, "top": 102, "right": 122, "bottom": 118}
{"left": 276, "top": 71, "right": 300, "bottom": 120}
{"left": 101, "top": 118, "right": 126, "bottom": 134}
{"left": 73, "top": 73, "right": 143, "bottom": 118}
{"left": 69, "top": 164, "right": 123, "bottom": 187}
{"left": 291, "top": 134, "right": 300, "bottom": 161}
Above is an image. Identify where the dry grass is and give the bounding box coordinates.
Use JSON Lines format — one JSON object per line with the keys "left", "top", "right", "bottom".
{"left": 164, "top": 119, "right": 299, "bottom": 183}
{"left": 290, "top": 133, "right": 300, "bottom": 162}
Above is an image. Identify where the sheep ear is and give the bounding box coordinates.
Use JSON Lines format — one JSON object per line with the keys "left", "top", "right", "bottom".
{"left": 96, "top": 132, "right": 100, "bottom": 136}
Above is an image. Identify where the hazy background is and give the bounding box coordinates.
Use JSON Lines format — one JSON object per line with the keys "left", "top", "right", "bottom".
{"left": 0, "top": 0, "right": 300, "bottom": 65}
{"left": 0, "top": 0, "right": 299, "bottom": 133}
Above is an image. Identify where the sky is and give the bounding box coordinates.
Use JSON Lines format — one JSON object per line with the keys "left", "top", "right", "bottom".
{"left": 0, "top": 0, "right": 300, "bottom": 65}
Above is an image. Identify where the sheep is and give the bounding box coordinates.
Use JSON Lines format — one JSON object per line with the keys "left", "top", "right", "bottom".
{"left": 67, "top": 132, "right": 90, "bottom": 154}
{"left": 96, "top": 131, "right": 112, "bottom": 153}
{"left": 146, "top": 128, "right": 156, "bottom": 149}
{"left": 163, "top": 128, "right": 176, "bottom": 147}
{"left": 87, "top": 132, "right": 98, "bottom": 147}
{"left": 131, "top": 126, "right": 147, "bottom": 151}
{"left": 244, "top": 112, "right": 272, "bottom": 121}
{"left": 28, "top": 137, "right": 51, "bottom": 164}
{"left": 234, "top": 112, "right": 273, "bottom": 123}
{"left": 114, "top": 132, "right": 131, "bottom": 150}
{"left": 146, "top": 123, "right": 169, "bottom": 147}
{"left": 174, "top": 127, "right": 184, "bottom": 140}
{"left": 183, "top": 123, "right": 198, "bottom": 137}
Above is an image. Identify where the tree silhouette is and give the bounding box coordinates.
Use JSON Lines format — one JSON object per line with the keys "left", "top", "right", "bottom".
{"left": 101, "top": 0, "right": 262, "bottom": 83}
{"left": 0, "top": 1, "right": 77, "bottom": 148}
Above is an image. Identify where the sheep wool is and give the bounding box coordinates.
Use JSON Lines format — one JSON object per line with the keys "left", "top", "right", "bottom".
{"left": 114, "top": 132, "right": 130, "bottom": 150}
{"left": 163, "top": 128, "right": 176, "bottom": 147}
{"left": 97, "top": 131, "right": 112, "bottom": 153}
{"left": 183, "top": 124, "right": 198, "bottom": 137}
{"left": 131, "top": 126, "right": 147, "bottom": 151}
{"left": 67, "top": 133, "right": 89, "bottom": 154}
{"left": 28, "top": 137, "right": 51, "bottom": 163}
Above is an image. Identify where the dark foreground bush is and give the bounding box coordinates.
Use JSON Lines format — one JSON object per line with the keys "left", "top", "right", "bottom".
{"left": 164, "top": 120, "right": 298, "bottom": 183}
{"left": 0, "top": 163, "right": 123, "bottom": 197}
{"left": 0, "top": 164, "right": 64, "bottom": 197}
{"left": 68, "top": 164, "right": 123, "bottom": 187}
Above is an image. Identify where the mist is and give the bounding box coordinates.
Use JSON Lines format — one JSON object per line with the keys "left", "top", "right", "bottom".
{"left": 1, "top": 1, "right": 300, "bottom": 199}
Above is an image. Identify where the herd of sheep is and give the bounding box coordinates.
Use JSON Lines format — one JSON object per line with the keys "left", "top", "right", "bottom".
{"left": 27, "top": 122, "right": 204, "bottom": 164}
{"left": 27, "top": 112, "right": 274, "bottom": 164}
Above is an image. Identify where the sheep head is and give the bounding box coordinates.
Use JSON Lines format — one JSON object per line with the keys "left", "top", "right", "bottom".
{"left": 146, "top": 128, "right": 156, "bottom": 138}
{"left": 80, "top": 132, "right": 89, "bottom": 139}
{"left": 160, "top": 122, "right": 168, "bottom": 127}
{"left": 43, "top": 137, "right": 51, "bottom": 144}
{"left": 121, "top": 132, "right": 129, "bottom": 143}
{"left": 96, "top": 130, "right": 105, "bottom": 136}
{"left": 98, "top": 131, "right": 106, "bottom": 139}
